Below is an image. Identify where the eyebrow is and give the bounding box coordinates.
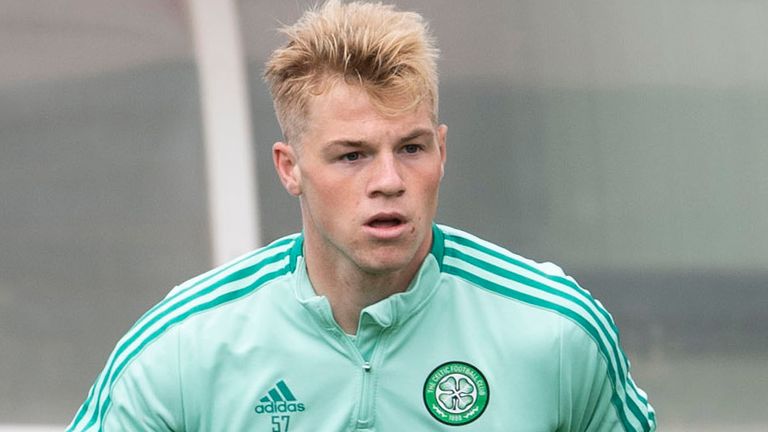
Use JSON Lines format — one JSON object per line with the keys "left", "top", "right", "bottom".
{"left": 325, "top": 128, "right": 435, "bottom": 149}
{"left": 399, "top": 128, "right": 434, "bottom": 143}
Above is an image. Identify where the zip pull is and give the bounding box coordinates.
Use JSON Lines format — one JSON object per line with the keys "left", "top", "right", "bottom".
{"left": 362, "top": 361, "right": 372, "bottom": 372}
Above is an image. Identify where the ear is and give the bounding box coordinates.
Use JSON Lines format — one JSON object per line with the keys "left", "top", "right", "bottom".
{"left": 437, "top": 124, "right": 448, "bottom": 179}
{"left": 272, "top": 141, "right": 302, "bottom": 196}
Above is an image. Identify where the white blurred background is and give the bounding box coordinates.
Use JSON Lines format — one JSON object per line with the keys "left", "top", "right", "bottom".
{"left": 1, "top": 0, "right": 767, "bottom": 430}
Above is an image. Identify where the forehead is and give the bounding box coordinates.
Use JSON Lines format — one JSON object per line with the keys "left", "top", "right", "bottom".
{"left": 301, "top": 83, "right": 434, "bottom": 146}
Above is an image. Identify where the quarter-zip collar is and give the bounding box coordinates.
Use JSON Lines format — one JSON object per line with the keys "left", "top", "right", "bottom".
{"left": 292, "top": 224, "right": 445, "bottom": 335}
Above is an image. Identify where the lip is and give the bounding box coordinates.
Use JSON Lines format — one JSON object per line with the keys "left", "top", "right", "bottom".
{"left": 363, "top": 212, "right": 409, "bottom": 239}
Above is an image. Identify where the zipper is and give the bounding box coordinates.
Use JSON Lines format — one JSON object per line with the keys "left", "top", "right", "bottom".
{"left": 337, "top": 326, "right": 384, "bottom": 430}
{"left": 356, "top": 360, "right": 374, "bottom": 430}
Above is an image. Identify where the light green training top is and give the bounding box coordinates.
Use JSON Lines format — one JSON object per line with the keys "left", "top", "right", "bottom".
{"left": 68, "top": 224, "right": 656, "bottom": 431}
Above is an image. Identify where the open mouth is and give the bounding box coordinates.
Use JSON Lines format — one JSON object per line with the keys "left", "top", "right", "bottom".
{"left": 365, "top": 214, "right": 406, "bottom": 229}
{"left": 367, "top": 218, "right": 402, "bottom": 228}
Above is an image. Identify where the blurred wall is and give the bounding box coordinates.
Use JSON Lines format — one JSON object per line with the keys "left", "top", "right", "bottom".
{"left": 0, "top": 64, "right": 211, "bottom": 422}
{"left": 0, "top": 0, "right": 210, "bottom": 423}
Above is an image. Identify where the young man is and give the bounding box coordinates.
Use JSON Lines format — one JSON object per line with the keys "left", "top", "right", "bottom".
{"left": 68, "top": 1, "right": 655, "bottom": 430}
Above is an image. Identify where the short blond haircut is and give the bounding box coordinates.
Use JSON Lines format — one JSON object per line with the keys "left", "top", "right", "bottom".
{"left": 264, "top": 0, "right": 439, "bottom": 143}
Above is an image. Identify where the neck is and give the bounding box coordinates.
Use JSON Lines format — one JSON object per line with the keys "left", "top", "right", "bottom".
{"left": 303, "top": 241, "right": 430, "bottom": 335}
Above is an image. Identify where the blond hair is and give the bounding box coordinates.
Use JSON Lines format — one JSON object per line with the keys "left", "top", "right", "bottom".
{"left": 264, "top": 0, "right": 439, "bottom": 143}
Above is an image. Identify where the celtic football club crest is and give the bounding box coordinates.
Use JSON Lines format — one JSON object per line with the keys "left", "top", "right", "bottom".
{"left": 423, "top": 361, "right": 489, "bottom": 426}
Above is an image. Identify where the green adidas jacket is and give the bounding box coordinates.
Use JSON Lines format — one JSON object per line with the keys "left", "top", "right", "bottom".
{"left": 68, "top": 224, "right": 656, "bottom": 431}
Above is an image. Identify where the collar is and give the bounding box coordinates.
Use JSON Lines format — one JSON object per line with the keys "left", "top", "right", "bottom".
{"left": 291, "top": 224, "right": 445, "bottom": 333}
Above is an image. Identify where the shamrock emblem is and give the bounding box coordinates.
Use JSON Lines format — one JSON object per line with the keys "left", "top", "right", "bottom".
{"left": 435, "top": 373, "right": 477, "bottom": 413}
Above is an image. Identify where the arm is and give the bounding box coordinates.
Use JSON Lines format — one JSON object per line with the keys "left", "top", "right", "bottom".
{"left": 67, "top": 325, "right": 184, "bottom": 431}
{"left": 558, "top": 318, "right": 656, "bottom": 432}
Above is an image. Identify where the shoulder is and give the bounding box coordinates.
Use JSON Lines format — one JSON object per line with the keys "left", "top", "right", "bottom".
{"left": 435, "top": 225, "right": 654, "bottom": 432}
{"left": 152, "top": 231, "right": 301, "bottom": 328}
{"left": 436, "top": 224, "right": 619, "bottom": 382}
{"left": 67, "top": 234, "right": 304, "bottom": 431}
{"left": 438, "top": 224, "right": 571, "bottom": 281}
{"left": 437, "top": 224, "right": 593, "bottom": 315}
{"left": 437, "top": 223, "right": 617, "bottom": 344}
{"left": 436, "top": 224, "right": 616, "bottom": 344}
{"left": 167, "top": 232, "right": 301, "bottom": 299}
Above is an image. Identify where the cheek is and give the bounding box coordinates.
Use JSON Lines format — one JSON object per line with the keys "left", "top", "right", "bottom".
{"left": 419, "top": 167, "right": 444, "bottom": 196}
{"left": 420, "top": 172, "right": 444, "bottom": 215}
{"left": 304, "top": 175, "right": 355, "bottom": 218}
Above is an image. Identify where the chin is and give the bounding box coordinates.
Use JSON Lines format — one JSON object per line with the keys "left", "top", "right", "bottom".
{"left": 354, "top": 250, "right": 415, "bottom": 275}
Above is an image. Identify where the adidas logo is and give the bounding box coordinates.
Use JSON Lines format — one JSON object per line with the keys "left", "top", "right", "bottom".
{"left": 254, "top": 380, "right": 306, "bottom": 414}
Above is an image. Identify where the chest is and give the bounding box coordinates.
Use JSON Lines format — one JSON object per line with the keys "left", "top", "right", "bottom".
{"left": 179, "top": 301, "right": 562, "bottom": 432}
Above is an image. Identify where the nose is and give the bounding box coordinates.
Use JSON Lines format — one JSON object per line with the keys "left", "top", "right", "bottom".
{"left": 367, "top": 153, "right": 405, "bottom": 197}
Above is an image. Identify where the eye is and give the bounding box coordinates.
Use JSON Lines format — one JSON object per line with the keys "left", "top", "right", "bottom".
{"left": 341, "top": 152, "right": 361, "bottom": 162}
{"left": 403, "top": 144, "right": 422, "bottom": 154}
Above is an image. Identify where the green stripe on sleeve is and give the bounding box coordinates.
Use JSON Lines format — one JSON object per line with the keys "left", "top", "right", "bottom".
{"left": 69, "top": 239, "right": 297, "bottom": 431}
{"left": 438, "top": 227, "right": 652, "bottom": 431}
{"left": 445, "top": 264, "right": 652, "bottom": 432}
{"left": 444, "top": 230, "right": 620, "bottom": 336}
{"left": 89, "top": 264, "right": 293, "bottom": 430}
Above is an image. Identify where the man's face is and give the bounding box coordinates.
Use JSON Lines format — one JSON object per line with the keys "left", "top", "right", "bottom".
{"left": 274, "top": 83, "right": 447, "bottom": 275}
